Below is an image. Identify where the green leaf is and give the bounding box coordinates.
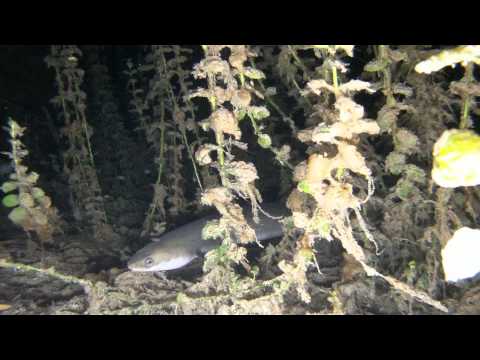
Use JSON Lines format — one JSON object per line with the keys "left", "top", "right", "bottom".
{"left": 243, "top": 67, "right": 266, "bottom": 80}
{"left": 297, "top": 180, "right": 312, "bottom": 194}
{"left": 8, "top": 206, "right": 27, "bottom": 224}
{"left": 1, "top": 181, "right": 18, "bottom": 193}
{"left": 404, "top": 165, "right": 426, "bottom": 184}
{"left": 364, "top": 59, "right": 388, "bottom": 72}
{"left": 377, "top": 107, "right": 398, "bottom": 132}
{"left": 395, "top": 178, "right": 419, "bottom": 200}
{"left": 257, "top": 133, "right": 272, "bottom": 149}
{"left": 31, "top": 187, "right": 45, "bottom": 199}
{"left": 394, "top": 129, "right": 418, "bottom": 154}
{"left": 2, "top": 194, "right": 19, "bottom": 208}
{"left": 236, "top": 109, "right": 247, "bottom": 121}
{"left": 385, "top": 152, "right": 406, "bottom": 175}
{"left": 248, "top": 106, "right": 270, "bottom": 121}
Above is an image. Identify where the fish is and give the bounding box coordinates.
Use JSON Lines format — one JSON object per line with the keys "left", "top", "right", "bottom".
{"left": 127, "top": 201, "right": 288, "bottom": 272}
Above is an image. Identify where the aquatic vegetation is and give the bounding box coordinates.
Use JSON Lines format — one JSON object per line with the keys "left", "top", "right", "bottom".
{"left": 1, "top": 119, "right": 62, "bottom": 244}
{"left": 1, "top": 44, "right": 480, "bottom": 314}
{"left": 126, "top": 45, "right": 203, "bottom": 237}
{"left": 414, "top": 46, "right": 480, "bottom": 289}
{"left": 45, "top": 45, "right": 114, "bottom": 243}
{"left": 190, "top": 46, "right": 270, "bottom": 248}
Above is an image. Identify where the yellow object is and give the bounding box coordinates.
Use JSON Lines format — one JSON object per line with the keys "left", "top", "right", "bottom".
{"left": 432, "top": 129, "right": 480, "bottom": 188}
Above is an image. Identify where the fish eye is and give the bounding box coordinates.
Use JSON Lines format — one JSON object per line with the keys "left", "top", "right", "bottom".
{"left": 144, "top": 257, "right": 154, "bottom": 267}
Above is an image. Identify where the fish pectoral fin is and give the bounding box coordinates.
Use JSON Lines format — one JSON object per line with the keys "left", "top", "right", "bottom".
{"left": 153, "top": 271, "right": 168, "bottom": 280}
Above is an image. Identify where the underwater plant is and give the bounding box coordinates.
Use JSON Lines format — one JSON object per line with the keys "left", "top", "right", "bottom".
{"left": 45, "top": 45, "right": 115, "bottom": 243}
{"left": 190, "top": 47, "right": 268, "bottom": 244}
{"left": 1, "top": 119, "right": 62, "bottom": 244}
{"left": 414, "top": 46, "right": 480, "bottom": 286}
{"left": 126, "top": 45, "right": 204, "bottom": 237}
{"left": 4, "top": 44, "right": 480, "bottom": 315}
{"left": 416, "top": 46, "right": 480, "bottom": 188}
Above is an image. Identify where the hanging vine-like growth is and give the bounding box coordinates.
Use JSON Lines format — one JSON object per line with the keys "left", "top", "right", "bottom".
{"left": 189, "top": 45, "right": 289, "bottom": 272}
{"left": 45, "top": 45, "right": 114, "bottom": 242}
{"left": 126, "top": 45, "right": 204, "bottom": 237}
